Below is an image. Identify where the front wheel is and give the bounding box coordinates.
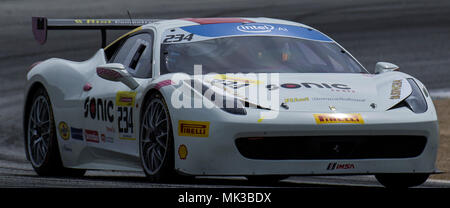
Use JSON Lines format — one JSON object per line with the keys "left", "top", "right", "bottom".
{"left": 140, "top": 93, "right": 178, "bottom": 182}
{"left": 375, "top": 173, "right": 429, "bottom": 188}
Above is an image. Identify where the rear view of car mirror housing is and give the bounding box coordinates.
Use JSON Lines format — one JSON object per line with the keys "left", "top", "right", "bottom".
{"left": 96, "top": 63, "right": 139, "bottom": 90}
{"left": 375, "top": 62, "right": 399, "bottom": 74}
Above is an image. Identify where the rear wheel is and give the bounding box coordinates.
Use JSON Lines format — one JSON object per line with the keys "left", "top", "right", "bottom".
{"left": 26, "top": 87, "right": 85, "bottom": 177}
{"left": 375, "top": 173, "right": 429, "bottom": 188}
{"left": 140, "top": 93, "right": 179, "bottom": 182}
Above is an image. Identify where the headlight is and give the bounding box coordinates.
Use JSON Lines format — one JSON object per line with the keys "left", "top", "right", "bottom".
{"left": 188, "top": 80, "right": 247, "bottom": 115}
{"left": 404, "top": 78, "right": 427, "bottom": 113}
{"left": 390, "top": 78, "right": 427, "bottom": 113}
{"left": 220, "top": 97, "right": 247, "bottom": 115}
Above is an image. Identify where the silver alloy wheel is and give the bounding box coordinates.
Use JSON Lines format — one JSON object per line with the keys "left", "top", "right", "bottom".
{"left": 140, "top": 99, "right": 170, "bottom": 175}
{"left": 27, "top": 95, "right": 51, "bottom": 167}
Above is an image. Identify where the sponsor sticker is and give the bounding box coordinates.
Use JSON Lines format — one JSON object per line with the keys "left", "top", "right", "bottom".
{"left": 106, "top": 126, "right": 115, "bottom": 133}
{"left": 213, "top": 74, "right": 261, "bottom": 85}
{"left": 284, "top": 97, "right": 309, "bottom": 103}
{"left": 105, "top": 136, "right": 114, "bottom": 143}
{"left": 178, "top": 144, "right": 188, "bottom": 160}
{"left": 120, "top": 137, "right": 136, "bottom": 141}
{"left": 116, "top": 91, "right": 136, "bottom": 107}
{"left": 84, "top": 129, "right": 99, "bottom": 143}
{"left": 70, "top": 127, "right": 84, "bottom": 141}
{"left": 58, "top": 122, "right": 70, "bottom": 140}
{"left": 313, "top": 113, "right": 364, "bottom": 124}
{"left": 237, "top": 23, "right": 275, "bottom": 33}
{"left": 390, "top": 80, "right": 402, "bottom": 99}
{"left": 116, "top": 91, "right": 136, "bottom": 140}
{"left": 178, "top": 120, "right": 210, "bottom": 137}
{"left": 311, "top": 97, "right": 365, "bottom": 102}
{"left": 327, "top": 163, "right": 356, "bottom": 170}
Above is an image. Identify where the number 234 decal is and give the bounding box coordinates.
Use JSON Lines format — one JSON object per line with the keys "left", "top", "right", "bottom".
{"left": 117, "top": 106, "right": 133, "bottom": 134}
{"left": 163, "top": 33, "right": 194, "bottom": 43}
{"left": 116, "top": 91, "right": 136, "bottom": 139}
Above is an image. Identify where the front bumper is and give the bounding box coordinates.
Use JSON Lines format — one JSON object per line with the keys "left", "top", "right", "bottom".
{"left": 170, "top": 107, "right": 439, "bottom": 176}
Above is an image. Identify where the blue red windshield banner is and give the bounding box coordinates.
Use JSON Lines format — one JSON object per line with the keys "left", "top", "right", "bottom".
{"left": 180, "top": 23, "right": 333, "bottom": 42}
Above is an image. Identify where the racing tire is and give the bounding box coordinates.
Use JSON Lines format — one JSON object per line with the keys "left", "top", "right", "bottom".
{"left": 375, "top": 173, "right": 430, "bottom": 188}
{"left": 246, "top": 175, "right": 289, "bottom": 184}
{"left": 140, "top": 93, "right": 180, "bottom": 182}
{"left": 26, "top": 87, "right": 85, "bottom": 177}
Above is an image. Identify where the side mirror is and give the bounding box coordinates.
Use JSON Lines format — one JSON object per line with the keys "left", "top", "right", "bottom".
{"left": 375, "top": 62, "right": 399, "bottom": 74}
{"left": 96, "top": 63, "right": 139, "bottom": 90}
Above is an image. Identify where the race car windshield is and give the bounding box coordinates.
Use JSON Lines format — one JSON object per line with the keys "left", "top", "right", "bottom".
{"left": 160, "top": 36, "right": 365, "bottom": 74}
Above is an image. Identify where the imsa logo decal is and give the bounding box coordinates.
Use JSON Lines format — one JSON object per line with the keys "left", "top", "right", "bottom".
{"left": 313, "top": 113, "right": 364, "bottom": 124}
{"left": 327, "top": 163, "right": 356, "bottom": 170}
{"left": 178, "top": 120, "right": 210, "bottom": 137}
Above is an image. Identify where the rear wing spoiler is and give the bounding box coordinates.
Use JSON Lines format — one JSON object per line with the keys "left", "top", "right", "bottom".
{"left": 32, "top": 17, "right": 162, "bottom": 47}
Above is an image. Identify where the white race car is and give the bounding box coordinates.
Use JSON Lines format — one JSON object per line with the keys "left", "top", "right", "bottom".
{"left": 25, "top": 17, "right": 439, "bottom": 188}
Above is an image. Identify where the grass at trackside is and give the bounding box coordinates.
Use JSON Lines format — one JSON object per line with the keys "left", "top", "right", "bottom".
{"left": 431, "top": 99, "right": 450, "bottom": 180}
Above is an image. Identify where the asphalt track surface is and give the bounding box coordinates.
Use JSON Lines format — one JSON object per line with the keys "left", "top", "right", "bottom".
{"left": 0, "top": 0, "right": 450, "bottom": 188}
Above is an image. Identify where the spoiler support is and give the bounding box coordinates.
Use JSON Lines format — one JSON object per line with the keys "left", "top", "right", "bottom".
{"left": 32, "top": 17, "right": 162, "bottom": 48}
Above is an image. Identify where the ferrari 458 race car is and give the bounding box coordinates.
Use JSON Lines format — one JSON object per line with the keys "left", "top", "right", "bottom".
{"left": 24, "top": 17, "right": 439, "bottom": 188}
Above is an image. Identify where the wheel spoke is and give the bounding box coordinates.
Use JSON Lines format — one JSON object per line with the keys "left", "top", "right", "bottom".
{"left": 36, "top": 100, "right": 41, "bottom": 123}
{"left": 41, "top": 129, "right": 50, "bottom": 137}
{"left": 33, "top": 137, "right": 42, "bottom": 147}
{"left": 143, "top": 113, "right": 151, "bottom": 130}
{"left": 151, "top": 151, "right": 157, "bottom": 170}
{"left": 40, "top": 120, "right": 50, "bottom": 127}
{"left": 154, "top": 147, "right": 163, "bottom": 162}
{"left": 155, "top": 133, "right": 168, "bottom": 149}
{"left": 155, "top": 119, "right": 167, "bottom": 128}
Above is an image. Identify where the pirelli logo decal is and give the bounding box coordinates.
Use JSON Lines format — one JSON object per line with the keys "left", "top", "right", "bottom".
{"left": 178, "top": 120, "right": 210, "bottom": 137}
{"left": 313, "top": 113, "right": 364, "bottom": 124}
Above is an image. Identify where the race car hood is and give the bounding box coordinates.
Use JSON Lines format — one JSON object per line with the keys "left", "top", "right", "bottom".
{"left": 196, "top": 72, "right": 413, "bottom": 112}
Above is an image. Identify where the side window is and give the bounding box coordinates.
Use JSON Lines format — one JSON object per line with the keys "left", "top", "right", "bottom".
{"left": 112, "top": 33, "right": 153, "bottom": 78}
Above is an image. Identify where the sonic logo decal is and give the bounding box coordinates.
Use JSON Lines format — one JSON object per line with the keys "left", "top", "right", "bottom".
{"left": 178, "top": 120, "right": 210, "bottom": 137}
{"left": 313, "top": 113, "right": 364, "bottom": 124}
{"left": 280, "top": 82, "right": 351, "bottom": 90}
{"left": 84, "top": 97, "right": 114, "bottom": 123}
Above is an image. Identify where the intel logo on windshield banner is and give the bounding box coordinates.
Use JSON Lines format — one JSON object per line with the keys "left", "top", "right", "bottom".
{"left": 237, "top": 23, "right": 275, "bottom": 33}
{"left": 180, "top": 23, "right": 332, "bottom": 42}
